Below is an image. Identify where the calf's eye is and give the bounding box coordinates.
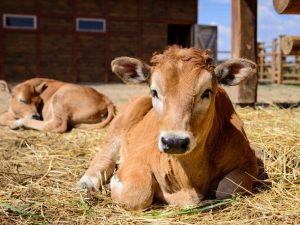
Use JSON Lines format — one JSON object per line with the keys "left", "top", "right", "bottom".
{"left": 18, "top": 99, "right": 26, "bottom": 104}
{"left": 150, "top": 89, "right": 158, "bottom": 99}
{"left": 201, "top": 89, "right": 212, "bottom": 99}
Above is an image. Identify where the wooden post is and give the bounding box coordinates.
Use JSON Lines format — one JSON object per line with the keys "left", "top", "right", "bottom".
{"left": 273, "top": 0, "right": 300, "bottom": 14}
{"left": 278, "top": 36, "right": 285, "bottom": 84}
{"left": 271, "top": 38, "right": 277, "bottom": 83}
{"left": 295, "top": 56, "right": 300, "bottom": 82}
{"left": 229, "top": 0, "right": 257, "bottom": 105}
{"left": 257, "top": 42, "right": 265, "bottom": 81}
{"left": 280, "top": 36, "right": 300, "bottom": 55}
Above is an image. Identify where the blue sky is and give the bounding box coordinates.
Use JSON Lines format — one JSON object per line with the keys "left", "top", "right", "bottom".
{"left": 198, "top": 0, "right": 300, "bottom": 59}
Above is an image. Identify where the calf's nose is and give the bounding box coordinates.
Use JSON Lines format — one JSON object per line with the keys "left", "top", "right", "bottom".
{"left": 161, "top": 136, "right": 190, "bottom": 154}
{"left": 32, "top": 114, "right": 41, "bottom": 120}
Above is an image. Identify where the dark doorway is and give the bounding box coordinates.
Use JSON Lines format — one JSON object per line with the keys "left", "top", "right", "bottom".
{"left": 168, "top": 24, "right": 191, "bottom": 47}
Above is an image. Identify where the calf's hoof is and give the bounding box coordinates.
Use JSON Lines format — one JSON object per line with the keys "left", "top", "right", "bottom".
{"left": 77, "top": 175, "right": 100, "bottom": 192}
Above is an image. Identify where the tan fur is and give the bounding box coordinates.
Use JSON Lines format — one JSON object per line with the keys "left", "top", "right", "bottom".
{"left": 78, "top": 46, "right": 259, "bottom": 210}
{"left": 0, "top": 78, "right": 115, "bottom": 133}
{"left": 0, "top": 80, "right": 11, "bottom": 115}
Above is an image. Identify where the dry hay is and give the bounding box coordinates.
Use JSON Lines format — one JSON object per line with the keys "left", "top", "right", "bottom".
{"left": 0, "top": 106, "right": 299, "bottom": 224}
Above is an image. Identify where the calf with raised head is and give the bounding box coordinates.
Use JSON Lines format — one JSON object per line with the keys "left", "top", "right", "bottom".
{"left": 77, "top": 46, "right": 259, "bottom": 210}
{"left": 0, "top": 78, "right": 115, "bottom": 132}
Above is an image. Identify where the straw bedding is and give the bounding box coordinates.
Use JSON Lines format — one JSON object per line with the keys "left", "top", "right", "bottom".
{"left": 0, "top": 106, "right": 299, "bottom": 224}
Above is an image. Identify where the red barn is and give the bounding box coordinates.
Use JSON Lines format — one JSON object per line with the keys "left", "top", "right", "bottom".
{"left": 0, "top": 0, "right": 197, "bottom": 82}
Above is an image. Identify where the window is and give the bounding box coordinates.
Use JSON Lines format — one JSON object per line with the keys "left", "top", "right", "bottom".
{"left": 76, "top": 18, "right": 106, "bottom": 33}
{"left": 3, "top": 14, "right": 37, "bottom": 29}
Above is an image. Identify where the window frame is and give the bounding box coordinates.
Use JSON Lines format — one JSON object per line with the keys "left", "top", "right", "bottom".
{"left": 3, "top": 13, "right": 37, "bottom": 30}
{"left": 76, "top": 17, "right": 106, "bottom": 33}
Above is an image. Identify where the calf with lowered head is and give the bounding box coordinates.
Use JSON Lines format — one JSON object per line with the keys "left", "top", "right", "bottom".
{"left": 0, "top": 78, "right": 115, "bottom": 132}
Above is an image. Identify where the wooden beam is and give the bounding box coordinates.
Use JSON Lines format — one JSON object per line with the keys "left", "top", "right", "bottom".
{"left": 229, "top": 0, "right": 257, "bottom": 105}
{"left": 0, "top": 0, "right": 4, "bottom": 80}
{"left": 280, "top": 36, "right": 300, "bottom": 55}
{"left": 273, "top": 0, "right": 300, "bottom": 14}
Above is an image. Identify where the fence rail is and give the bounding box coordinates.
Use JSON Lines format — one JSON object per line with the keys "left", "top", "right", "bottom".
{"left": 258, "top": 36, "right": 300, "bottom": 84}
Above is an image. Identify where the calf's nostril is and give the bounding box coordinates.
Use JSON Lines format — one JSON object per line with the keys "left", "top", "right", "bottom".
{"left": 32, "top": 114, "right": 41, "bottom": 120}
{"left": 161, "top": 137, "right": 168, "bottom": 145}
{"left": 181, "top": 138, "right": 190, "bottom": 150}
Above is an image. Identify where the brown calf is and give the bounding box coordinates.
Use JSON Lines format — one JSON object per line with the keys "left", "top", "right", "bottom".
{"left": 0, "top": 80, "right": 11, "bottom": 114}
{"left": 77, "top": 46, "right": 259, "bottom": 210}
{"left": 0, "top": 78, "right": 115, "bottom": 132}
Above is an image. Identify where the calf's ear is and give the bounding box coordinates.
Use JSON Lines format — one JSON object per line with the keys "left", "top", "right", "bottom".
{"left": 111, "top": 57, "right": 151, "bottom": 84}
{"left": 0, "top": 80, "right": 11, "bottom": 93}
{"left": 35, "top": 82, "right": 48, "bottom": 95}
{"left": 215, "top": 59, "right": 257, "bottom": 86}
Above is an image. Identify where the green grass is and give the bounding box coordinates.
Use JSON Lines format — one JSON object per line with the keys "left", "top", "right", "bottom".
{"left": 143, "top": 199, "right": 235, "bottom": 219}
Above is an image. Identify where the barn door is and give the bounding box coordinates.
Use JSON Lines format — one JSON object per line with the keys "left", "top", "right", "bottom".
{"left": 168, "top": 24, "right": 191, "bottom": 47}
{"left": 191, "top": 25, "right": 218, "bottom": 60}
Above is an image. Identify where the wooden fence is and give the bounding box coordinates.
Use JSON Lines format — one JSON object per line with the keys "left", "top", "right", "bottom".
{"left": 258, "top": 36, "right": 300, "bottom": 84}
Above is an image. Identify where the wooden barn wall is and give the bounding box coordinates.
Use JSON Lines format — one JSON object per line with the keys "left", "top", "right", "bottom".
{"left": 4, "top": 33, "right": 36, "bottom": 81}
{"left": 0, "top": 0, "right": 197, "bottom": 82}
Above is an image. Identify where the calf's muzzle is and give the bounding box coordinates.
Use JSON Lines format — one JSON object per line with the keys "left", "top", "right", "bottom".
{"left": 160, "top": 135, "right": 190, "bottom": 154}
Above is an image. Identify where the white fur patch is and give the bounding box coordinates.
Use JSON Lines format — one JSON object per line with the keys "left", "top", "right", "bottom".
{"left": 195, "top": 70, "right": 213, "bottom": 92}
{"left": 109, "top": 137, "right": 121, "bottom": 162}
{"left": 193, "top": 95, "right": 211, "bottom": 114}
{"left": 77, "top": 175, "right": 100, "bottom": 191}
{"left": 193, "top": 70, "right": 213, "bottom": 114}
{"left": 152, "top": 97, "right": 163, "bottom": 114}
{"left": 150, "top": 79, "right": 164, "bottom": 113}
{"left": 136, "top": 64, "right": 144, "bottom": 79}
{"left": 215, "top": 62, "right": 255, "bottom": 86}
{"left": 126, "top": 63, "right": 147, "bottom": 84}
{"left": 232, "top": 67, "right": 252, "bottom": 84}
{"left": 222, "top": 67, "right": 229, "bottom": 76}
{"left": 17, "top": 94, "right": 25, "bottom": 103}
{"left": 10, "top": 119, "right": 24, "bottom": 129}
{"left": 110, "top": 174, "right": 123, "bottom": 197}
{"left": 158, "top": 130, "right": 196, "bottom": 153}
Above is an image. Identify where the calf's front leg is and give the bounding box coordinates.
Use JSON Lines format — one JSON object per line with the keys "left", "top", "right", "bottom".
{"left": 11, "top": 117, "right": 68, "bottom": 133}
{"left": 77, "top": 137, "right": 120, "bottom": 191}
{"left": 111, "top": 161, "right": 154, "bottom": 210}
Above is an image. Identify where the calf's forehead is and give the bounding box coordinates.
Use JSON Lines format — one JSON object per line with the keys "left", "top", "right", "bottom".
{"left": 13, "top": 85, "right": 33, "bottom": 99}
{"left": 151, "top": 64, "right": 214, "bottom": 96}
